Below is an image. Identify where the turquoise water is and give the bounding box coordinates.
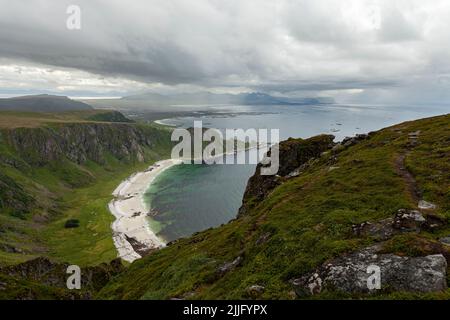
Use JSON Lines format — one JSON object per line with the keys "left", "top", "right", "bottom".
{"left": 144, "top": 153, "right": 255, "bottom": 242}
{"left": 145, "top": 104, "right": 450, "bottom": 242}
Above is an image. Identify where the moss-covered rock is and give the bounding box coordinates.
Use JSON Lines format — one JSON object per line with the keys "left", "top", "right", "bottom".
{"left": 0, "top": 257, "right": 124, "bottom": 299}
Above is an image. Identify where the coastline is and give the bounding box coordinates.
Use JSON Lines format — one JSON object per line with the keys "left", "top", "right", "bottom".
{"left": 154, "top": 119, "right": 177, "bottom": 127}
{"left": 108, "top": 144, "right": 268, "bottom": 263}
{"left": 108, "top": 159, "right": 182, "bottom": 262}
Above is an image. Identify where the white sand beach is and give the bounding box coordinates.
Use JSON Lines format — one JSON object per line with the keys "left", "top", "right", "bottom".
{"left": 108, "top": 143, "right": 268, "bottom": 263}
{"left": 154, "top": 119, "right": 176, "bottom": 127}
{"left": 109, "top": 159, "right": 182, "bottom": 262}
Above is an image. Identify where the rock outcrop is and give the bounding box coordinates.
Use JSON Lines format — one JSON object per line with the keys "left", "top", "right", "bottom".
{"left": 0, "top": 122, "right": 170, "bottom": 212}
{"left": 440, "top": 237, "right": 450, "bottom": 246}
{"left": 246, "top": 285, "right": 265, "bottom": 298}
{"left": 351, "top": 209, "right": 446, "bottom": 241}
{"left": 238, "top": 134, "right": 335, "bottom": 216}
{"left": 0, "top": 257, "right": 124, "bottom": 299}
{"left": 292, "top": 246, "right": 447, "bottom": 296}
{"left": 4, "top": 123, "right": 161, "bottom": 166}
{"left": 217, "top": 256, "right": 243, "bottom": 275}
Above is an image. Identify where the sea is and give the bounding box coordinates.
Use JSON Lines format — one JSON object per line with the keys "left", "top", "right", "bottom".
{"left": 144, "top": 103, "right": 449, "bottom": 242}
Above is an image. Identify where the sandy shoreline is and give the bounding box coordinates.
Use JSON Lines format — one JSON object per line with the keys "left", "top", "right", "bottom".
{"left": 108, "top": 145, "right": 268, "bottom": 263}
{"left": 108, "top": 159, "right": 182, "bottom": 262}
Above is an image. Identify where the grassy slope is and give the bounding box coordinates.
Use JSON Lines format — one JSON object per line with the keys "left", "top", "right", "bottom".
{"left": 42, "top": 152, "right": 166, "bottom": 266}
{"left": 0, "top": 110, "right": 131, "bottom": 128}
{"left": 98, "top": 114, "right": 450, "bottom": 300}
{"left": 0, "top": 111, "right": 173, "bottom": 267}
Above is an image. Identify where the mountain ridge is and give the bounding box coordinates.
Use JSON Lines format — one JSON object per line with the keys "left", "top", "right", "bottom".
{"left": 0, "top": 95, "right": 93, "bottom": 112}
{"left": 120, "top": 91, "right": 334, "bottom": 106}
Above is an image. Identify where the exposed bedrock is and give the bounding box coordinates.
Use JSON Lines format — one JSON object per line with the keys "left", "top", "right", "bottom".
{"left": 239, "top": 134, "right": 335, "bottom": 216}
{"left": 292, "top": 247, "right": 447, "bottom": 296}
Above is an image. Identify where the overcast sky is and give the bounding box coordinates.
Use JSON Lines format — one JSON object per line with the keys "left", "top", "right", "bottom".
{"left": 1, "top": 0, "right": 450, "bottom": 104}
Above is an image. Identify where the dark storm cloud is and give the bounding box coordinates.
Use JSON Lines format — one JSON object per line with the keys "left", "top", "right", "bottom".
{"left": 1, "top": 0, "right": 450, "bottom": 103}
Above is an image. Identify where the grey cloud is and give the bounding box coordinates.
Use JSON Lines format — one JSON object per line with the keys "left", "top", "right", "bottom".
{"left": 0, "top": 0, "right": 450, "bottom": 103}
{"left": 378, "top": 6, "right": 422, "bottom": 42}
{"left": 253, "top": 79, "right": 400, "bottom": 93}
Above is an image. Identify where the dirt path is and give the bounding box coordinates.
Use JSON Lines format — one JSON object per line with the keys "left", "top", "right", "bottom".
{"left": 394, "top": 152, "right": 421, "bottom": 203}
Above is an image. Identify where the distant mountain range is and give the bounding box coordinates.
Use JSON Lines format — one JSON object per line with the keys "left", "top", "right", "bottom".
{"left": 121, "top": 92, "right": 334, "bottom": 106}
{"left": 0, "top": 92, "right": 334, "bottom": 114}
{"left": 0, "top": 94, "right": 93, "bottom": 112}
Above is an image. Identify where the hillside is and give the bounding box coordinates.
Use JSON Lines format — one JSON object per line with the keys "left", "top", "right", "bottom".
{"left": 0, "top": 110, "right": 133, "bottom": 129}
{"left": 0, "top": 111, "right": 173, "bottom": 272}
{"left": 0, "top": 113, "right": 449, "bottom": 300}
{"left": 98, "top": 114, "right": 450, "bottom": 299}
{"left": 0, "top": 95, "right": 93, "bottom": 113}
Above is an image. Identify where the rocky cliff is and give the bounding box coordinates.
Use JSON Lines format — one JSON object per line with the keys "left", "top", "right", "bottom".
{"left": 0, "top": 117, "right": 172, "bottom": 273}
{"left": 239, "top": 135, "right": 335, "bottom": 216}
{"left": 0, "top": 122, "right": 171, "bottom": 212}
{"left": 4, "top": 123, "right": 162, "bottom": 166}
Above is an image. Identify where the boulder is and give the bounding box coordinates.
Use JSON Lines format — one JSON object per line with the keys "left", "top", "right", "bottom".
{"left": 440, "top": 237, "right": 450, "bottom": 246}
{"left": 341, "top": 134, "right": 368, "bottom": 147}
{"left": 292, "top": 247, "right": 447, "bottom": 296}
{"left": 246, "top": 285, "right": 265, "bottom": 298}
{"left": 352, "top": 218, "right": 395, "bottom": 241}
{"left": 393, "top": 209, "right": 425, "bottom": 232}
{"left": 418, "top": 200, "right": 437, "bottom": 210}
{"left": 332, "top": 143, "right": 345, "bottom": 153}
{"left": 255, "top": 232, "right": 271, "bottom": 245}
{"left": 218, "top": 256, "right": 242, "bottom": 275}
{"left": 352, "top": 209, "right": 442, "bottom": 241}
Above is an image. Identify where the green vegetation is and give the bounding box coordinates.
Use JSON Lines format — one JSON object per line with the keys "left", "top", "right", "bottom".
{"left": 40, "top": 152, "right": 173, "bottom": 265}
{"left": 0, "top": 111, "right": 449, "bottom": 300}
{"left": 98, "top": 114, "right": 450, "bottom": 300}
{"left": 86, "top": 111, "right": 134, "bottom": 123}
{"left": 0, "top": 110, "right": 134, "bottom": 129}
{"left": 0, "top": 111, "right": 173, "bottom": 267}
{"left": 0, "top": 273, "right": 79, "bottom": 300}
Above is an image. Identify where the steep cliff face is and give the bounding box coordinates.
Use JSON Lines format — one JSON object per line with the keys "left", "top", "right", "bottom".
{"left": 4, "top": 123, "right": 162, "bottom": 166}
{"left": 0, "top": 119, "right": 172, "bottom": 267}
{"left": 239, "top": 135, "right": 335, "bottom": 216}
{"left": 0, "top": 123, "right": 171, "bottom": 215}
